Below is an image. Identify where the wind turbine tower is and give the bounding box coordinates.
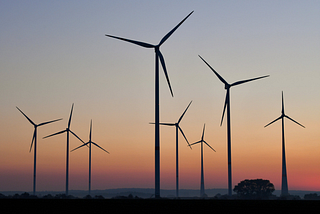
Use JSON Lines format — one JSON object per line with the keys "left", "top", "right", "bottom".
{"left": 264, "top": 91, "right": 305, "bottom": 197}
{"left": 106, "top": 11, "right": 193, "bottom": 198}
{"left": 198, "top": 55, "right": 269, "bottom": 196}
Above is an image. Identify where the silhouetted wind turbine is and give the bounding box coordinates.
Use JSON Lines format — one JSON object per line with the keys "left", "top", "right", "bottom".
{"left": 264, "top": 91, "right": 305, "bottom": 197}
{"left": 43, "top": 103, "right": 84, "bottom": 196}
{"left": 198, "top": 55, "right": 269, "bottom": 196}
{"left": 190, "top": 124, "right": 216, "bottom": 197}
{"left": 16, "top": 107, "right": 62, "bottom": 195}
{"left": 106, "top": 11, "right": 193, "bottom": 198}
{"left": 71, "top": 120, "right": 109, "bottom": 196}
{"left": 150, "top": 100, "right": 192, "bottom": 198}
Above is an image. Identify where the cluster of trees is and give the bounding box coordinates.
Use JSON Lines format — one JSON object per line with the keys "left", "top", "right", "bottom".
{"left": 233, "top": 179, "right": 275, "bottom": 199}
{"left": 233, "top": 179, "right": 320, "bottom": 200}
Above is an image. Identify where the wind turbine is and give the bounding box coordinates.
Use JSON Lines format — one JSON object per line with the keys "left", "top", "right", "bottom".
{"left": 190, "top": 124, "right": 216, "bottom": 197}
{"left": 198, "top": 55, "right": 269, "bottom": 196}
{"left": 106, "top": 11, "right": 193, "bottom": 198}
{"left": 150, "top": 100, "right": 192, "bottom": 198}
{"left": 264, "top": 91, "right": 305, "bottom": 197}
{"left": 16, "top": 107, "right": 62, "bottom": 195}
{"left": 43, "top": 103, "right": 85, "bottom": 196}
{"left": 71, "top": 120, "right": 109, "bottom": 196}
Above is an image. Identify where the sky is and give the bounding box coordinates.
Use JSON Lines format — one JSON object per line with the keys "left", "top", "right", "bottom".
{"left": 0, "top": 1, "right": 319, "bottom": 193}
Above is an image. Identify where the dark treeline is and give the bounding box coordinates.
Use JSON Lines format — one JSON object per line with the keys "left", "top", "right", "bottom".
{"left": 1, "top": 191, "right": 320, "bottom": 200}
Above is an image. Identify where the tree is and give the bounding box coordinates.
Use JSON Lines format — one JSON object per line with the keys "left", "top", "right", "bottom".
{"left": 233, "top": 179, "right": 275, "bottom": 199}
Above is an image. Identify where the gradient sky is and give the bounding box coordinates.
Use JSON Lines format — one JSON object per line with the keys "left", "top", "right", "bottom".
{"left": 1, "top": 1, "right": 319, "bottom": 193}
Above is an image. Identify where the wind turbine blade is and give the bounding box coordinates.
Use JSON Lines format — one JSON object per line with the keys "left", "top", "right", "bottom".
{"left": 160, "top": 123, "right": 176, "bottom": 126}
{"left": 43, "top": 130, "right": 66, "bottom": 139}
{"left": 105, "top": 34, "right": 154, "bottom": 48}
{"left": 198, "top": 55, "right": 228, "bottom": 85}
{"left": 68, "top": 103, "right": 74, "bottom": 129}
{"left": 230, "top": 75, "right": 269, "bottom": 87}
{"left": 220, "top": 90, "right": 229, "bottom": 126}
{"left": 38, "top": 118, "right": 63, "bottom": 126}
{"left": 178, "top": 126, "right": 191, "bottom": 149}
{"left": 157, "top": 50, "right": 174, "bottom": 97}
{"left": 149, "top": 122, "right": 175, "bottom": 126}
{"left": 201, "top": 124, "right": 206, "bottom": 141}
{"left": 92, "top": 142, "right": 110, "bottom": 154}
{"left": 178, "top": 101, "right": 192, "bottom": 124}
{"left": 70, "top": 130, "right": 85, "bottom": 144}
{"left": 282, "top": 91, "right": 284, "bottom": 115}
{"left": 264, "top": 116, "right": 282, "bottom": 128}
{"left": 158, "top": 11, "right": 194, "bottom": 46}
{"left": 285, "top": 115, "right": 305, "bottom": 128}
{"left": 204, "top": 141, "right": 216, "bottom": 152}
{"left": 71, "top": 142, "right": 89, "bottom": 152}
{"left": 16, "top": 107, "right": 35, "bottom": 126}
{"left": 29, "top": 130, "right": 36, "bottom": 153}
{"left": 89, "top": 120, "right": 92, "bottom": 142}
{"left": 189, "top": 140, "right": 201, "bottom": 146}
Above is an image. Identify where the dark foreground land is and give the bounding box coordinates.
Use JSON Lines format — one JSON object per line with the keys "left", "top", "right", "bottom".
{"left": 1, "top": 199, "right": 319, "bottom": 213}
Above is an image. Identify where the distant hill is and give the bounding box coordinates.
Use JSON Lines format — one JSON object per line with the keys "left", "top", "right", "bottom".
{"left": 1, "top": 188, "right": 320, "bottom": 199}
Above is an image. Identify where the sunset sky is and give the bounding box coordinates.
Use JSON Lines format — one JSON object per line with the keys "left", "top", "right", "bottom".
{"left": 1, "top": 1, "right": 319, "bottom": 193}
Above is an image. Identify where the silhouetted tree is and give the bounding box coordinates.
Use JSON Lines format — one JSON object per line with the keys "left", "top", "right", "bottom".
{"left": 233, "top": 179, "right": 275, "bottom": 199}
